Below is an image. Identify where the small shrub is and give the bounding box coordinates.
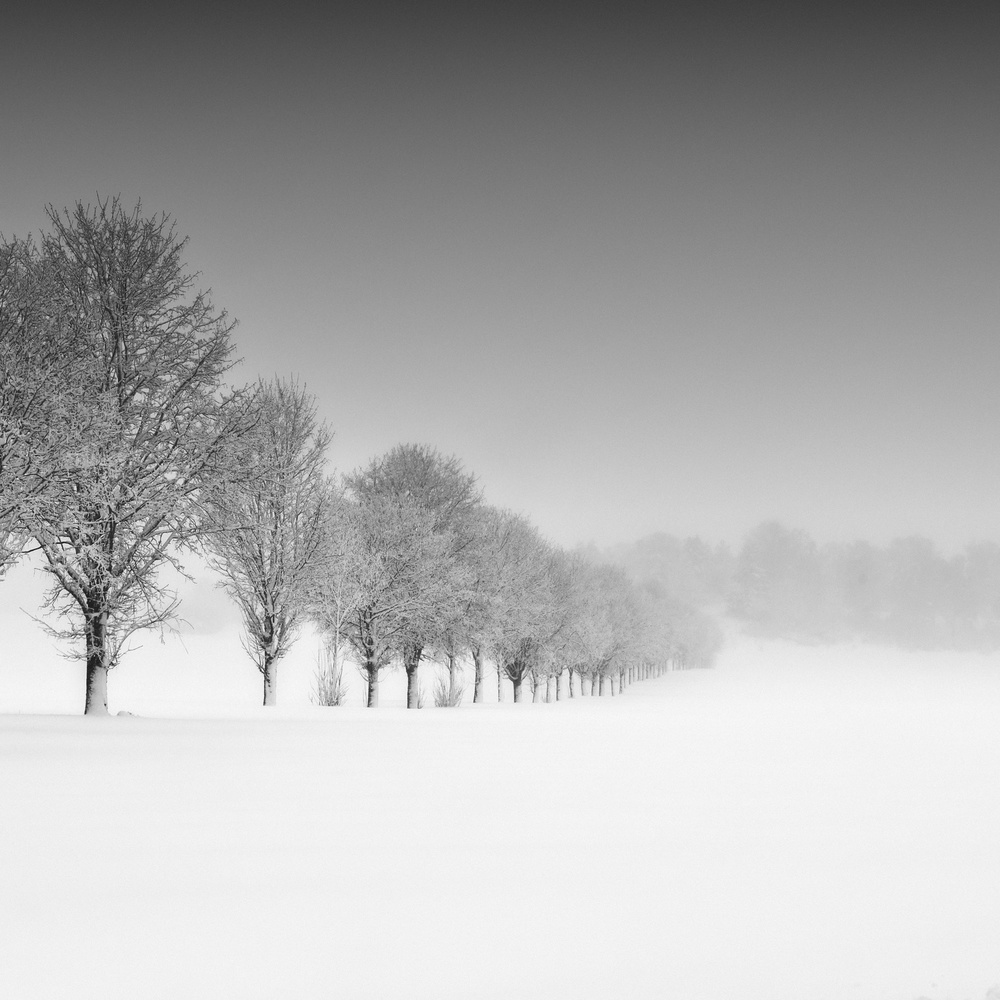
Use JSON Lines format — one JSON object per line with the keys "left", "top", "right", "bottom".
{"left": 433, "top": 674, "right": 464, "bottom": 708}
{"left": 312, "top": 645, "right": 348, "bottom": 706}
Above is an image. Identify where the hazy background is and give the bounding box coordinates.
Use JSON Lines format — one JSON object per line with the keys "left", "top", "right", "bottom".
{"left": 2, "top": 3, "right": 998, "bottom": 552}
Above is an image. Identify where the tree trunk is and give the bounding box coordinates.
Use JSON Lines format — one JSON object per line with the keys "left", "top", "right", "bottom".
{"left": 581, "top": 674, "right": 591, "bottom": 696}
{"left": 533, "top": 675, "right": 545, "bottom": 703}
{"left": 84, "top": 609, "right": 110, "bottom": 716}
{"left": 546, "top": 675, "right": 556, "bottom": 702}
{"left": 512, "top": 675, "right": 522, "bottom": 702}
{"left": 497, "top": 662, "right": 504, "bottom": 702}
{"left": 556, "top": 671, "right": 564, "bottom": 701}
{"left": 262, "top": 652, "right": 277, "bottom": 706}
{"left": 448, "top": 653, "right": 458, "bottom": 703}
{"left": 599, "top": 673, "right": 607, "bottom": 696}
{"left": 366, "top": 663, "right": 379, "bottom": 708}
{"left": 472, "top": 647, "right": 484, "bottom": 703}
{"left": 406, "top": 662, "right": 419, "bottom": 709}
{"left": 404, "top": 644, "right": 423, "bottom": 708}
{"left": 568, "top": 668, "right": 575, "bottom": 698}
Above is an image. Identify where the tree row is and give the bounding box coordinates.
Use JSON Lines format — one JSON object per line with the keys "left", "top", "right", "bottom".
{"left": 0, "top": 198, "right": 717, "bottom": 714}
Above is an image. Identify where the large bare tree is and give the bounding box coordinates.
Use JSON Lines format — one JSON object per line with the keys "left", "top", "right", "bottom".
{"left": 3, "top": 198, "right": 247, "bottom": 714}
{"left": 203, "top": 378, "right": 333, "bottom": 705}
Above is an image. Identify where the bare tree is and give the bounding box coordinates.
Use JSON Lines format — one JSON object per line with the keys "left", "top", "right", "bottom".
{"left": 529, "top": 547, "right": 585, "bottom": 701}
{"left": 458, "top": 505, "right": 514, "bottom": 703}
{"left": 5, "top": 198, "right": 247, "bottom": 714}
{"left": 306, "top": 488, "right": 363, "bottom": 703}
{"left": 582, "top": 561, "right": 651, "bottom": 694}
{"left": 203, "top": 378, "right": 333, "bottom": 705}
{"left": 332, "top": 492, "right": 453, "bottom": 707}
{"left": 345, "top": 444, "right": 481, "bottom": 708}
{"left": 484, "top": 515, "right": 557, "bottom": 703}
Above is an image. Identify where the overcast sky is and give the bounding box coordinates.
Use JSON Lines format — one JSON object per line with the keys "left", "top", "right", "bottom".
{"left": 3, "top": 3, "right": 998, "bottom": 551}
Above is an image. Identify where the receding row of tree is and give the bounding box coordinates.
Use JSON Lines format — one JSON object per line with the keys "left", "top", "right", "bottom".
{"left": 213, "top": 429, "right": 719, "bottom": 711}
{"left": 611, "top": 523, "right": 1000, "bottom": 650}
{"left": 0, "top": 197, "right": 718, "bottom": 715}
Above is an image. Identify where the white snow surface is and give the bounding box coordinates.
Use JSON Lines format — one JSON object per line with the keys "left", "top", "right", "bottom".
{"left": 3, "top": 629, "right": 1000, "bottom": 1000}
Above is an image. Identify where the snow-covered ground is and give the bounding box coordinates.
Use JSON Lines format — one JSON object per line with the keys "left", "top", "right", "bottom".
{"left": 2, "top": 562, "right": 1000, "bottom": 999}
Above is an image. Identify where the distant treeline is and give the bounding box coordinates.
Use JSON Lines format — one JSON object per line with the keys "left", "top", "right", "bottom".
{"left": 606, "top": 522, "right": 1000, "bottom": 650}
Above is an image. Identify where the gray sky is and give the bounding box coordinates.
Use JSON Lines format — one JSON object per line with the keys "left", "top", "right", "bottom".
{"left": 3, "top": 3, "right": 998, "bottom": 550}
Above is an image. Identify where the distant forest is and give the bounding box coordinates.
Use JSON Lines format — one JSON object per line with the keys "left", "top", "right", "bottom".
{"left": 606, "top": 522, "right": 1000, "bottom": 650}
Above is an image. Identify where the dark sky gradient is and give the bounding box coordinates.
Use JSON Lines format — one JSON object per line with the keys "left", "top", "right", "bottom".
{"left": 3, "top": 3, "right": 999, "bottom": 548}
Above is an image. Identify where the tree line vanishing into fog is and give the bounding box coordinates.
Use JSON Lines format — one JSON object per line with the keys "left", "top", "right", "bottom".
{"left": 610, "top": 522, "right": 1000, "bottom": 650}
{"left": 0, "top": 198, "right": 720, "bottom": 715}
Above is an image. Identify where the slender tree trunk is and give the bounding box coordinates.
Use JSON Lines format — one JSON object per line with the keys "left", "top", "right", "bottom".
{"left": 84, "top": 609, "right": 109, "bottom": 715}
{"left": 512, "top": 675, "right": 522, "bottom": 702}
{"left": 366, "top": 663, "right": 379, "bottom": 708}
{"left": 406, "top": 662, "right": 419, "bottom": 708}
{"left": 599, "top": 673, "right": 607, "bottom": 696}
{"left": 581, "top": 674, "right": 591, "bottom": 696}
{"left": 448, "top": 652, "right": 458, "bottom": 703}
{"left": 546, "top": 675, "right": 556, "bottom": 702}
{"left": 610, "top": 672, "right": 616, "bottom": 696}
{"left": 556, "top": 670, "right": 565, "bottom": 701}
{"left": 262, "top": 652, "right": 277, "bottom": 706}
{"left": 472, "top": 647, "right": 484, "bottom": 703}
{"left": 568, "top": 667, "right": 575, "bottom": 698}
{"left": 533, "top": 675, "right": 545, "bottom": 703}
{"left": 497, "top": 662, "right": 504, "bottom": 702}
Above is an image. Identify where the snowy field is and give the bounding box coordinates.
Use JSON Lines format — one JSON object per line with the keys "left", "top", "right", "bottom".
{"left": 3, "top": 604, "right": 1000, "bottom": 999}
